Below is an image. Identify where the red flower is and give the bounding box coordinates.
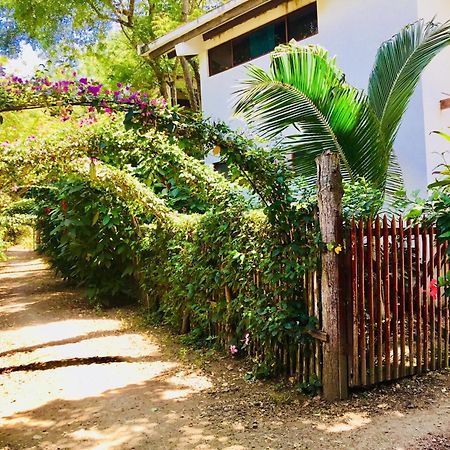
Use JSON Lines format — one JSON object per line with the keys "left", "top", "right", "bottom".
{"left": 61, "top": 200, "right": 68, "bottom": 211}
{"left": 430, "top": 278, "right": 438, "bottom": 300}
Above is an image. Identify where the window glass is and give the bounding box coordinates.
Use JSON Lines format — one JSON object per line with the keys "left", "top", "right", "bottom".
{"left": 208, "top": 3, "right": 318, "bottom": 76}
{"left": 287, "top": 3, "right": 318, "bottom": 42}
{"left": 232, "top": 35, "right": 250, "bottom": 66}
{"left": 233, "top": 20, "right": 285, "bottom": 67}
{"left": 209, "top": 42, "right": 232, "bottom": 76}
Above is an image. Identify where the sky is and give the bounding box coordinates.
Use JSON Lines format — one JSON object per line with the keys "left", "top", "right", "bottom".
{"left": 4, "top": 42, "right": 46, "bottom": 78}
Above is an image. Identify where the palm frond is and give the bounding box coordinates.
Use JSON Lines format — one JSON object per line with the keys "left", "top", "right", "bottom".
{"left": 234, "top": 44, "right": 387, "bottom": 189}
{"left": 384, "top": 152, "right": 404, "bottom": 201}
{"left": 368, "top": 19, "right": 450, "bottom": 149}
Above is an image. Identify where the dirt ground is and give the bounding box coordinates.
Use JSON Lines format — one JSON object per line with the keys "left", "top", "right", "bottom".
{"left": 1, "top": 247, "right": 450, "bottom": 450}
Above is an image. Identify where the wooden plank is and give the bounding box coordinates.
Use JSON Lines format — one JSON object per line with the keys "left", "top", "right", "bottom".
{"left": 422, "top": 226, "right": 429, "bottom": 372}
{"left": 406, "top": 219, "right": 415, "bottom": 375}
{"left": 375, "top": 217, "right": 384, "bottom": 382}
{"left": 308, "top": 272, "right": 315, "bottom": 378}
{"left": 367, "top": 217, "right": 375, "bottom": 384}
{"left": 430, "top": 227, "right": 436, "bottom": 371}
{"left": 415, "top": 223, "right": 422, "bottom": 375}
{"left": 444, "top": 241, "right": 449, "bottom": 368}
{"left": 437, "top": 238, "right": 443, "bottom": 369}
{"left": 383, "top": 215, "right": 391, "bottom": 380}
{"left": 351, "top": 218, "right": 359, "bottom": 386}
{"left": 398, "top": 216, "right": 406, "bottom": 377}
{"left": 391, "top": 216, "right": 399, "bottom": 379}
{"left": 313, "top": 271, "right": 322, "bottom": 377}
{"left": 359, "top": 218, "right": 367, "bottom": 385}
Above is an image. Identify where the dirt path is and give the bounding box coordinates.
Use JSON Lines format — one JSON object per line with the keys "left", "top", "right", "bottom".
{"left": 1, "top": 248, "right": 450, "bottom": 450}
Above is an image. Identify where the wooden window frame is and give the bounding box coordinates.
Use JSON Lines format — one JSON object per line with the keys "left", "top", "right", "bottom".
{"left": 208, "top": 2, "right": 318, "bottom": 76}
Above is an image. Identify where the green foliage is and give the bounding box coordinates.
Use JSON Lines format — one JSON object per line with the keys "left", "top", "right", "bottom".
{"left": 137, "top": 202, "right": 320, "bottom": 375}
{"left": 342, "top": 179, "right": 384, "bottom": 221}
{"left": 422, "top": 167, "right": 450, "bottom": 294}
{"left": 297, "top": 374, "right": 322, "bottom": 396}
{"left": 0, "top": 200, "right": 36, "bottom": 257}
{"left": 2, "top": 197, "right": 36, "bottom": 215}
{"left": 35, "top": 177, "right": 146, "bottom": 305}
{"left": 79, "top": 32, "right": 159, "bottom": 93}
{"left": 402, "top": 129, "right": 450, "bottom": 294}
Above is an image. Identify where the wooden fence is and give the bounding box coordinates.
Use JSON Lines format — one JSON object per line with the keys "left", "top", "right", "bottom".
{"left": 315, "top": 153, "right": 449, "bottom": 399}
{"left": 348, "top": 216, "right": 449, "bottom": 387}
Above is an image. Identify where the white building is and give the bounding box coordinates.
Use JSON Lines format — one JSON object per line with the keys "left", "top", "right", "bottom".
{"left": 139, "top": 0, "right": 450, "bottom": 191}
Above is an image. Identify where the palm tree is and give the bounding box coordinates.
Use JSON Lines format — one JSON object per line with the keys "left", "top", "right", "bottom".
{"left": 233, "top": 19, "right": 450, "bottom": 196}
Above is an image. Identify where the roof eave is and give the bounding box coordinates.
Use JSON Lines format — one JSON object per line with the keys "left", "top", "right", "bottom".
{"left": 138, "top": 0, "right": 276, "bottom": 59}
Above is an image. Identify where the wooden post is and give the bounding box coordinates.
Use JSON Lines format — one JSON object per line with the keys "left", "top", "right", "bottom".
{"left": 316, "top": 151, "right": 348, "bottom": 400}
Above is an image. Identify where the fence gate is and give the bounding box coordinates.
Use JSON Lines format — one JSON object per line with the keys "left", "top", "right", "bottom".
{"left": 347, "top": 216, "right": 450, "bottom": 387}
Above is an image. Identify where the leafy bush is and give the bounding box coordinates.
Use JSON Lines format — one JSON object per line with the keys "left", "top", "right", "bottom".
{"left": 35, "top": 176, "right": 148, "bottom": 305}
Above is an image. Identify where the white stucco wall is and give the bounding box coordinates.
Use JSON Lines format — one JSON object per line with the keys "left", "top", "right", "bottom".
{"left": 192, "top": 0, "right": 450, "bottom": 191}
{"left": 418, "top": 0, "right": 450, "bottom": 183}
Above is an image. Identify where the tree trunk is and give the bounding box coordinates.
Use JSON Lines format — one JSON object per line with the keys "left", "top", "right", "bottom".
{"left": 179, "top": 0, "right": 199, "bottom": 111}
{"left": 150, "top": 59, "right": 170, "bottom": 101}
{"left": 179, "top": 56, "right": 199, "bottom": 111}
{"left": 188, "top": 57, "right": 202, "bottom": 106}
{"left": 316, "top": 151, "right": 348, "bottom": 400}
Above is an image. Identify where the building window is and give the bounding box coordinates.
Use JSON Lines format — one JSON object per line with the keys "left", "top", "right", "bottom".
{"left": 208, "top": 2, "right": 318, "bottom": 76}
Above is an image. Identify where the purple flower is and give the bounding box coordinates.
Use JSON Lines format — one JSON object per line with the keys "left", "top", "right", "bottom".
{"left": 117, "top": 82, "right": 122, "bottom": 88}
{"left": 79, "top": 77, "right": 88, "bottom": 84}
{"left": 87, "top": 84, "right": 102, "bottom": 96}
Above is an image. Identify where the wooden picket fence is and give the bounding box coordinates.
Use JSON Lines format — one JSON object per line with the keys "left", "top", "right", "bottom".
{"left": 300, "top": 154, "right": 450, "bottom": 399}
{"left": 348, "top": 216, "right": 450, "bottom": 387}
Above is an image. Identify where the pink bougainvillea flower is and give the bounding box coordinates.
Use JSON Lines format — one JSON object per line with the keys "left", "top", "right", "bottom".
{"left": 229, "top": 345, "right": 238, "bottom": 355}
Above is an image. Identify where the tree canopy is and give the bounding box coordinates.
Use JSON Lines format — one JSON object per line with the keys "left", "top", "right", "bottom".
{"left": 0, "top": 0, "right": 224, "bottom": 109}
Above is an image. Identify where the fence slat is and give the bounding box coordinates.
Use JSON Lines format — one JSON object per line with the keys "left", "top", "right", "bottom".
{"left": 415, "top": 224, "right": 422, "bottom": 375}
{"left": 351, "top": 218, "right": 359, "bottom": 386}
{"left": 383, "top": 215, "right": 391, "bottom": 380}
{"left": 391, "top": 217, "right": 399, "bottom": 379}
{"left": 398, "top": 217, "right": 406, "bottom": 377}
{"left": 430, "top": 228, "right": 436, "bottom": 371}
{"left": 422, "top": 227, "right": 429, "bottom": 372}
{"left": 375, "top": 217, "right": 383, "bottom": 382}
{"left": 444, "top": 241, "right": 449, "bottom": 368}
{"left": 437, "top": 239, "right": 443, "bottom": 369}
{"left": 358, "top": 218, "right": 367, "bottom": 385}
{"left": 367, "top": 217, "right": 375, "bottom": 384}
{"left": 407, "top": 219, "right": 415, "bottom": 375}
